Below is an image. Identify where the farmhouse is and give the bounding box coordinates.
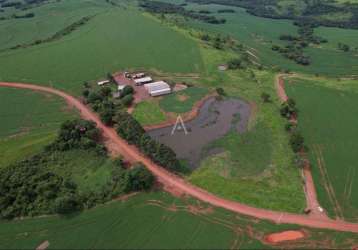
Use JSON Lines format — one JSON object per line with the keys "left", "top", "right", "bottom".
{"left": 134, "top": 76, "right": 152, "bottom": 86}
{"left": 144, "top": 81, "right": 171, "bottom": 97}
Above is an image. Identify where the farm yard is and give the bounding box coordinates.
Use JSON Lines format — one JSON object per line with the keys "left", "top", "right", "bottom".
{"left": 285, "top": 77, "right": 358, "bottom": 222}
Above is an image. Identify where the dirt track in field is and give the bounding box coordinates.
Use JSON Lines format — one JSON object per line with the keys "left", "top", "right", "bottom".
{"left": 276, "top": 74, "right": 327, "bottom": 219}
{"left": 1, "top": 81, "right": 358, "bottom": 234}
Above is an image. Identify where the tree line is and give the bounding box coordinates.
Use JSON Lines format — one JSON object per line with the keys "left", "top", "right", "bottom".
{"left": 272, "top": 21, "right": 328, "bottom": 66}
{"left": 279, "top": 98, "right": 307, "bottom": 168}
{"left": 82, "top": 80, "right": 187, "bottom": 174}
{"left": 139, "top": 0, "right": 226, "bottom": 24}
{"left": 187, "top": 0, "right": 358, "bottom": 30}
{"left": 0, "top": 119, "right": 155, "bottom": 219}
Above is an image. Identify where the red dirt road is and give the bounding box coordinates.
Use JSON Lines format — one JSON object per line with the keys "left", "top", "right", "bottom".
{"left": 276, "top": 74, "right": 326, "bottom": 219}
{"left": 1, "top": 81, "right": 358, "bottom": 233}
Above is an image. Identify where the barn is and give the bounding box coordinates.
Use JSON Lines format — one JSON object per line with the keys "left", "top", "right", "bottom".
{"left": 144, "top": 81, "right": 171, "bottom": 97}
{"left": 134, "top": 76, "right": 152, "bottom": 86}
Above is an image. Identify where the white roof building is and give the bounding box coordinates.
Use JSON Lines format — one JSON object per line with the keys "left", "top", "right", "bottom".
{"left": 97, "top": 80, "right": 110, "bottom": 86}
{"left": 117, "top": 85, "right": 126, "bottom": 91}
{"left": 144, "top": 81, "right": 171, "bottom": 97}
{"left": 134, "top": 76, "right": 152, "bottom": 85}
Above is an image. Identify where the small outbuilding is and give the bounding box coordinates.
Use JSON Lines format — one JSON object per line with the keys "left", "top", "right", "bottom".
{"left": 134, "top": 76, "right": 152, "bottom": 86}
{"left": 97, "top": 80, "right": 110, "bottom": 86}
{"left": 144, "top": 81, "right": 171, "bottom": 97}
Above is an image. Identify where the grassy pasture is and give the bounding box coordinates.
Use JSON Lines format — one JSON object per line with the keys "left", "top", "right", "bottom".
{"left": 0, "top": 87, "right": 77, "bottom": 167}
{"left": 159, "top": 87, "right": 208, "bottom": 113}
{"left": 285, "top": 77, "right": 358, "bottom": 221}
{"left": 183, "top": 3, "right": 358, "bottom": 76}
{"left": 132, "top": 99, "right": 167, "bottom": 126}
{"left": 0, "top": 1, "right": 203, "bottom": 94}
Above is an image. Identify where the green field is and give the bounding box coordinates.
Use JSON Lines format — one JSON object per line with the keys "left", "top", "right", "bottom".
{"left": 0, "top": 87, "right": 77, "bottom": 167}
{"left": 159, "top": 87, "right": 209, "bottom": 113}
{"left": 1, "top": 191, "right": 357, "bottom": 249}
{"left": 182, "top": 3, "right": 358, "bottom": 76}
{"left": 132, "top": 100, "right": 167, "bottom": 126}
{"left": 285, "top": 77, "right": 358, "bottom": 221}
{"left": 0, "top": 0, "right": 203, "bottom": 94}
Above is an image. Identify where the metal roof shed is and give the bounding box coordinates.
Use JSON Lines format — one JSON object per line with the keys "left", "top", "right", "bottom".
{"left": 144, "top": 81, "right": 171, "bottom": 97}
{"left": 134, "top": 77, "right": 152, "bottom": 85}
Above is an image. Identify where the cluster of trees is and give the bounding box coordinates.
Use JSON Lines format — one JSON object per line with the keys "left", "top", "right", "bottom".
{"left": 83, "top": 82, "right": 134, "bottom": 125}
{"left": 12, "top": 12, "right": 34, "bottom": 18}
{"left": 280, "top": 99, "right": 307, "bottom": 163}
{"left": 82, "top": 82, "right": 185, "bottom": 174}
{"left": 0, "top": 119, "right": 154, "bottom": 219}
{"left": 9, "top": 16, "right": 92, "bottom": 50}
{"left": 338, "top": 42, "right": 350, "bottom": 52}
{"left": 113, "top": 111, "right": 186, "bottom": 173}
{"left": 139, "top": 0, "right": 226, "bottom": 24}
{"left": 227, "top": 58, "right": 242, "bottom": 69}
{"left": 272, "top": 44, "right": 311, "bottom": 66}
{"left": 46, "top": 119, "right": 106, "bottom": 154}
{"left": 217, "top": 9, "right": 235, "bottom": 13}
{"left": 272, "top": 22, "right": 328, "bottom": 66}
{"left": 187, "top": 0, "right": 358, "bottom": 29}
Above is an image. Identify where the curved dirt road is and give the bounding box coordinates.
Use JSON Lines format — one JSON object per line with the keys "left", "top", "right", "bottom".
{"left": 1, "top": 81, "right": 358, "bottom": 233}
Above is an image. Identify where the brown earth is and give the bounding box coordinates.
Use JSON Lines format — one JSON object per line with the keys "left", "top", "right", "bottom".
{"left": 265, "top": 230, "right": 305, "bottom": 244}
{"left": 2, "top": 82, "right": 358, "bottom": 233}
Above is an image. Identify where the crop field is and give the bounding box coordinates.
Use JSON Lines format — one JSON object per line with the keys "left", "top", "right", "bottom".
{"left": 132, "top": 100, "right": 167, "bottom": 126}
{"left": 183, "top": 3, "right": 358, "bottom": 76}
{"left": 285, "top": 77, "right": 358, "bottom": 222}
{"left": 0, "top": 0, "right": 203, "bottom": 94}
{"left": 0, "top": 87, "right": 77, "bottom": 167}
{"left": 159, "top": 87, "right": 209, "bottom": 113}
{"left": 1, "top": 191, "right": 357, "bottom": 250}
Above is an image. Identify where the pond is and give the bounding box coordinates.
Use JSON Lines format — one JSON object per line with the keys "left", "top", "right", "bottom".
{"left": 147, "top": 97, "right": 251, "bottom": 169}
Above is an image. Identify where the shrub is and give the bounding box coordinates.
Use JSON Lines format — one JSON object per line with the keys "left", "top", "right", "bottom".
{"left": 121, "top": 94, "right": 134, "bottom": 106}
{"left": 127, "top": 164, "right": 154, "bottom": 191}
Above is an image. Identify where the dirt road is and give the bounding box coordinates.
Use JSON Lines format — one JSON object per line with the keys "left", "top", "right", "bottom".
{"left": 1, "top": 81, "right": 358, "bottom": 233}
{"left": 276, "top": 74, "right": 327, "bottom": 219}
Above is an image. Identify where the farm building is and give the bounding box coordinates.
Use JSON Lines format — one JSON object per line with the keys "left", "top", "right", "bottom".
{"left": 117, "top": 85, "right": 126, "bottom": 91}
{"left": 97, "top": 80, "right": 110, "bottom": 86}
{"left": 144, "top": 81, "right": 171, "bottom": 97}
{"left": 134, "top": 76, "right": 152, "bottom": 86}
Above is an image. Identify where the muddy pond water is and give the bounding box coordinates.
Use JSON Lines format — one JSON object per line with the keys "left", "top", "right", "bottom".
{"left": 147, "top": 97, "right": 251, "bottom": 169}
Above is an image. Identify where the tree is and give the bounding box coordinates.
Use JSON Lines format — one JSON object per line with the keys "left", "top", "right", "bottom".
{"left": 216, "top": 87, "right": 226, "bottom": 96}
{"left": 290, "top": 131, "right": 305, "bottom": 153}
{"left": 100, "top": 87, "right": 112, "bottom": 98}
{"left": 127, "top": 164, "right": 154, "bottom": 191}
{"left": 120, "top": 85, "right": 134, "bottom": 98}
{"left": 200, "top": 33, "right": 211, "bottom": 41}
{"left": 227, "top": 58, "right": 242, "bottom": 69}
{"left": 100, "top": 109, "right": 114, "bottom": 125}
{"left": 261, "top": 92, "right": 271, "bottom": 103}
{"left": 53, "top": 195, "right": 81, "bottom": 214}
{"left": 82, "top": 89, "right": 90, "bottom": 98}
{"left": 280, "top": 98, "right": 298, "bottom": 119}
{"left": 121, "top": 94, "right": 134, "bottom": 106}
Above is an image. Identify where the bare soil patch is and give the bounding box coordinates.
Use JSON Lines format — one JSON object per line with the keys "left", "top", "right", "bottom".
{"left": 265, "top": 230, "right": 306, "bottom": 244}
